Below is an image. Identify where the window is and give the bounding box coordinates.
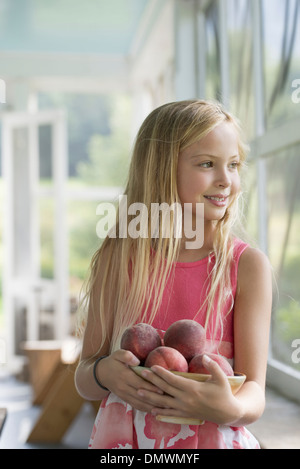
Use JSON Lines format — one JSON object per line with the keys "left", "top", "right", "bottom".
{"left": 265, "top": 143, "right": 300, "bottom": 373}
{"left": 38, "top": 92, "right": 132, "bottom": 308}
{"left": 200, "top": 0, "right": 300, "bottom": 401}
{"left": 227, "top": 0, "right": 255, "bottom": 140}
{"left": 262, "top": 0, "right": 300, "bottom": 130}
{"left": 205, "top": 1, "right": 221, "bottom": 100}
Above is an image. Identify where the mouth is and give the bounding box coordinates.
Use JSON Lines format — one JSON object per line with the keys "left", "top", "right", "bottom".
{"left": 203, "top": 195, "right": 229, "bottom": 207}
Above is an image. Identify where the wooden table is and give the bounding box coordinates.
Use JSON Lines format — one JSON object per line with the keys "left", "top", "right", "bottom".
{"left": 23, "top": 339, "right": 100, "bottom": 443}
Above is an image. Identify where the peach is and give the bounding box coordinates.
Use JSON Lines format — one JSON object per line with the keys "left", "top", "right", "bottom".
{"left": 188, "top": 353, "right": 234, "bottom": 376}
{"left": 120, "top": 323, "right": 162, "bottom": 362}
{"left": 163, "top": 319, "right": 206, "bottom": 362}
{"left": 144, "top": 346, "right": 188, "bottom": 372}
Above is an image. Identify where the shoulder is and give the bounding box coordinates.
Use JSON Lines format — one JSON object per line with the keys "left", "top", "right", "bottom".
{"left": 237, "top": 246, "right": 273, "bottom": 292}
{"left": 239, "top": 246, "right": 271, "bottom": 272}
{"left": 231, "top": 237, "right": 250, "bottom": 261}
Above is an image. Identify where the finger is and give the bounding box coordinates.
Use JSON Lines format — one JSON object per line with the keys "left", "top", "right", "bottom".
{"left": 136, "top": 388, "right": 174, "bottom": 409}
{"left": 150, "top": 366, "right": 192, "bottom": 390}
{"left": 202, "top": 355, "right": 227, "bottom": 385}
{"left": 124, "top": 392, "right": 158, "bottom": 413}
{"left": 108, "top": 353, "right": 162, "bottom": 395}
{"left": 115, "top": 349, "right": 140, "bottom": 367}
{"left": 117, "top": 377, "right": 164, "bottom": 411}
{"left": 132, "top": 374, "right": 164, "bottom": 395}
{"left": 141, "top": 366, "right": 190, "bottom": 395}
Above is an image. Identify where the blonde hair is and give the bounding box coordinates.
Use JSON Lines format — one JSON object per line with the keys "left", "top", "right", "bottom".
{"left": 77, "top": 99, "right": 249, "bottom": 353}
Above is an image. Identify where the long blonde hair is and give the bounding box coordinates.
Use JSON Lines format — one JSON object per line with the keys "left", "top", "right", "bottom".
{"left": 77, "top": 100, "right": 249, "bottom": 353}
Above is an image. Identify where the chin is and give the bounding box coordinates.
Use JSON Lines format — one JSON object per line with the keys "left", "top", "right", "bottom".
{"left": 205, "top": 209, "right": 228, "bottom": 221}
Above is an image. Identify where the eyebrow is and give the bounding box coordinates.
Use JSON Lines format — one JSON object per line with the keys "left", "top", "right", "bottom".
{"left": 190, "top": 153, "right": 240, "bottom": 160}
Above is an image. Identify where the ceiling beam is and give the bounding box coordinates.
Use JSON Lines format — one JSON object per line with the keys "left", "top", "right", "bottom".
{"left": 0, "top": 51, "right": 130, "bottom": 93}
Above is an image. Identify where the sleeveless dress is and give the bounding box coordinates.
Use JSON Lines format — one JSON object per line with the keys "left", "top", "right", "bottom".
{"left": 89, "top": 238, "right": 260, "bottom": 449}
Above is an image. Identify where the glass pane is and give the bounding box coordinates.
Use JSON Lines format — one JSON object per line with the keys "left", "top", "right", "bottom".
{"left": 242, "top": 160, "right": 258, "bottom": 242}
{"left": 12, "top": 127, "right": 31, "bottom": 277}
{"left": 227, "top": 0, "right": 255, "bottom": 140}
{"left": 68, "top": 199, "right": 112, "bottom": 303}
{"left": 265, "top": 143, "right": 300, "bottom": 372}
{"left": 263, "top": 0, "right": 300, "bottom": 130}
{"left": 39, "top": 198, "right": 54, "bottom": 279}
{"left": 38, "top": 92, "right": 131, "bottom": 188}
{"left": 0, "top": 177, "right": 3, "bottom": 333}
{"left": 205, "top": 1, "right": 222, "bottom": 100}
{"left": 38, "top": 123, "right": 53, "bottom": 181}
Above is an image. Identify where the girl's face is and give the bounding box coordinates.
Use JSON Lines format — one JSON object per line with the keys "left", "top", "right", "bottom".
{"left": 177, "top": 122, "right": 241, "bottom": 222}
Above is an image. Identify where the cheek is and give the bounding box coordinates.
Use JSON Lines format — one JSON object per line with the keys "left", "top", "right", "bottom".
{"left": 178, "top": 173, "right": 207, "bottom": 202}
{"left": 177, "top": 165, "right": 194, "bottom": 200}
{"left": 231, "top": 173, "right": 241, "bottom": 194}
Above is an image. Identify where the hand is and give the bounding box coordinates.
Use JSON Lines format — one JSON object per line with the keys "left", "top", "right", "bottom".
{"left": 96, "top": 349, "right": 165, "bottom": 413}
{"left": 136, "top": 355, "right": 243, "bottom": 425}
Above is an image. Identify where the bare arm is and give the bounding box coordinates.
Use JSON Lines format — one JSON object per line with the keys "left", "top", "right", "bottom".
{"left": 74, "top": 248, "right": 114, "bottom": 401}
{"left": 230, "top": 247, "right": 273, "bottom": 425}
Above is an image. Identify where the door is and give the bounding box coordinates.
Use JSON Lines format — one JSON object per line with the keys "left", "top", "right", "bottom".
{"left": 1, "top": 110, "right": 69, "bottom": 368}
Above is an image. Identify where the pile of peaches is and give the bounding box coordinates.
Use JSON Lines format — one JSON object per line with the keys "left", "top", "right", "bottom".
{"left": 120, "top": 319, "right": 234, "bottom": 376}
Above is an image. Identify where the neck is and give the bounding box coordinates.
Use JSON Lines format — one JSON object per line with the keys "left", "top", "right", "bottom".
{"left": 178, "top": 221, "right": 215, "bottom": 262}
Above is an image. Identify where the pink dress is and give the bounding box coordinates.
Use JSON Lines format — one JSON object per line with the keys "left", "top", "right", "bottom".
{"left": 89, "top": 238, "right": 260, "bottom": 449}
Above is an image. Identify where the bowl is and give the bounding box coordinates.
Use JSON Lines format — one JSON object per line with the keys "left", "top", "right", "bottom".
{"left": 132, "top": 366, "right": 246, "bottom": 425}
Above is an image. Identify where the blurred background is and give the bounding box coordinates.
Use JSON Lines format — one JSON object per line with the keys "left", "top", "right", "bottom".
{"left": 0, "top": 0, "right": 299, "bottom": 449}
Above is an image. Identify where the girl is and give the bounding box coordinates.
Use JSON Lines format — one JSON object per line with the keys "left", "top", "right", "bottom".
{"left": 75, "top": 100, "right": 272, "bottom": 449}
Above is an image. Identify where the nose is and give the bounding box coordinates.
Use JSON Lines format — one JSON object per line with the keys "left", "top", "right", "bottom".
{"left": 215, "top": 168, "right": 231, "bottom": 188}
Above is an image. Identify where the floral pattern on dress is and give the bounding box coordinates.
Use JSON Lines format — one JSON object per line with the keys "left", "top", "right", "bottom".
{"left": 89, "top": 393, "right": 260, "bottom": 449}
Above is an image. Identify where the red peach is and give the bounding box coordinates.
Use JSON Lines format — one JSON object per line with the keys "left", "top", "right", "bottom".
{"left": 144, "top": 346, "right": 188, "bottom": 372}
{"left": 120, "top": 323, "right": 162, "bottom": 362}
{"left": 163, "top": 319, "right": 206, "bottom": 362}
{"left": 188, "top": 353, "right": 234, "bottom": 376}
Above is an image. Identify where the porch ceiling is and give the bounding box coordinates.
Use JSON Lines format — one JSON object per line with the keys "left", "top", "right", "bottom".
{"left": 0, "top": 0, "right": 152, "bottom": 92}
{"left": 0, "top": 0, "right": 150, "bottom": 55}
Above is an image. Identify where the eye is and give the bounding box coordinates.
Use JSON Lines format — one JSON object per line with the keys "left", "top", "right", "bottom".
{"left": 229, "top": 161, "right": 240, "bottom": 169}
{"left": 199, "top": 161, "right": 213, "bottom": 168}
